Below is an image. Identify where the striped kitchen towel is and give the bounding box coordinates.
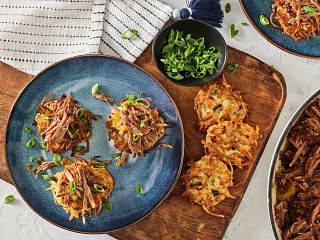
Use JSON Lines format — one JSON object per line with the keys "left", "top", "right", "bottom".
{"left": 0, "top": 0, "right": 172, "bottom": 74}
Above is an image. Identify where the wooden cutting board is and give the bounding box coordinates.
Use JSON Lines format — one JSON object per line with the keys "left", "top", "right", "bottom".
{"left": 0, "top": 45, "right": 286, "bottom": 239}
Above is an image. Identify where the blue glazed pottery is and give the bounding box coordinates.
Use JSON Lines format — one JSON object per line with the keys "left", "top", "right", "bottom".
{"left": 240, "top": 0, "right": 320, "bottom": 59}
{"left": 6, "top": 55, "right": 184, "bottom": 233}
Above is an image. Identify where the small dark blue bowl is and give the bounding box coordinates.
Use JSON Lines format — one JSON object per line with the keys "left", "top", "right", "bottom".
{"left": 152, "top": 19, "right": 228, "bottom": 87}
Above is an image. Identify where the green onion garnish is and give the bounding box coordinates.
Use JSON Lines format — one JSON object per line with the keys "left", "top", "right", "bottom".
{"left": 69, "top": 180, "right": 76, "bottom": 194}
{"left": 29, "top": 156, "right": 35, "bottom": 162}
{"left": 225, "top": 3, "right": 231, "bottom": 13}
{"left": 121, "top": 29, "right": 139, "bottom": 40}
{"left": 241, "top": 22, "right": 249, "bottom": 26}
{"left": 42, "top": 175, "right": 50, "bottom": 181}
{"left": 122, "top": 95, "right": 138, "bottom": 104}
{"left": 92, "top": 161, "right": 107, "bottom": 168}
{"left": 4, "top": 195, "right": 15, "bottom": 204}
{"left": 92, "top": 84, "right": 99, "bottom": 94}
{"left": 140, "top": 119, "right": 145, "bottom": 128}
{"left": 42, "top": 175, "right": 57, "bottom": 182}
{"left": 303, "top": 6, "right": 316, "bottom": 16}
{"left": 41, "top": 174, "right": 58, "bottom": 182}
{"left": 135, "top": 184, "right": 144, "bottom": 195}
{"left": 67, "top": 126, "right": 79, "bottom": 139}
{"left": 103, "top": 200, "right": 113, "bottom": 212}
{"left": 44, "top": 116, "right": 51, "bottom": 122}
{"left": 75, "top": 145, "right": 86, "bottom": 152}
{"left": 75, "top": 108, "right": 84, "bottom": 118}
{"left": 231, "top": 24, "right": 239, "bottom": 38}
{"left": 132, "top": 133, "right": 140, "bottom": 142}
{"left": 39, "top": 142, "right": 47, "bottom": 150}
{"left": 94, "top": 184, "right": 106, "bottom": 193}
{"left": 53, "top": 153, "right": 64, "bottom": 167}
{"left": 227, "top": 64, "right": 239, "bottom": 74}
{"left": 127, "top": 95, "right": 136, "bottom": 100}
{"left": 112, "top": 152, "right": 122, "bottom": 158}
{"left": 260, "top": 15, "right": 269, "bottom": 26}
{"left": 26, "top": 139, "right": 36, "bottom": 148}
{"left": 23, "top": 127, "right": 31, "bottom": 134}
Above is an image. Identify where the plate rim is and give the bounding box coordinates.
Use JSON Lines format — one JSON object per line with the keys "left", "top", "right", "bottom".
{"left": 5, "top": 54, "right": 185, "bottom": 234}
{"left": 239, "top": 0, "right": 320, "bottom": 60}
{"left": 267, "top": 89, "right": 320, "bottom": 240}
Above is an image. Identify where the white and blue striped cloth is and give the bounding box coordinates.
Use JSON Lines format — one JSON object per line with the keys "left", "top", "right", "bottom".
{"left": 0, "top": 0, "right": 172, "bottom": 74}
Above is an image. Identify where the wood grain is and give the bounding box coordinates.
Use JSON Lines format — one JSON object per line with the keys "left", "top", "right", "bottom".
{"left": 0, "top": 45, "right": 286, "bottom": 239}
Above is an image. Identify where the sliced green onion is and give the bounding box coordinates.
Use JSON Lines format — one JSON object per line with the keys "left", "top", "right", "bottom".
{"left": 132, "top": 133, "right": 140, "bottom": 142}
{"left": 69, "top": 180, "right": 76, "bottom": 194}
{"left": 231, "top": 24, "right": 239, "bottom": 38}
{"left": 44, "top": 116, "right": 51, "bottom": 122}
{"left": 42, "top": 175, "right": 50, "bottom": 181}
{"left": 39, "top": 142, "right": 47, "bottom": 150}
{"left": 41, "top": 174, "right": 58, "bottom": 182}
{"left": 260, "top": 15, "right": 269, "bottom": 26}
{"left": 140, "top": 119, "right": 145, "bottom": 128}
{"left": 26, "top": 139, "right": 36, "bottom": 148}
{"left": 112, "top": 152, "right": 122, "bottom": 158}
{"left": 227, "top": 64, "right": 239, "bottom": 74}
{"left": 103, "top": 200, "right": 113, "bottom": 212}
{"left": 86, "top": 131, "right": 91, "bottom": 138}
{"left": 225, "top": 3, "right": 231, "bottom": 13}
{"left": 82, "top": 118, "right": 89, "bottom": 126}
{"left": 29, "top": 156, "right": 35, "bottom": 162}
{"left": 135, "top": 184, "right": 144, "bottom": 195}
{"left": 53, "top": 153, "right": 62, "bottom": 161}
{"left": 303, "top": 6, "right": 316, "bottom": 15}
{"left": 75, "top": 145, "right": 86, "bottom": 152}
{"left": 53, "top": 153, "right": 64, "bottom": 167}
{"left": 121, "top": 29, "right": 139, "bottom": 40}
{"left": 92, "top": 161, "right": 106, "bottom": 168}
{"left": 241, "top": 22, "right": 249, "bottom": 26}
{"left": 92, "top": 84, "right": 99, "bottom": 94}
{"left": 42, "top": 175, "right": 57, "bottom": 182}
{"left": 161, "top": 29, "right": 220, "bottom": 80}
{"left": 67, "top": 126, "right": 79, "bottom": 139}
{"left": 75, "top": 108, "right": 84, "bottom": 118}
{"left": 122, "top": 95, "right": 138, "bottom": 104}
{"left": 94, "top": 184, "right": 106, "bottom": 193}
{"left": 4, "top": 195, "right": 15, "bottom": 204}
{"left": 127, "top": 95, "right": 136, "bottom": 100}
{"left": 23, "top": 126, "right": 31, "bottom": 134}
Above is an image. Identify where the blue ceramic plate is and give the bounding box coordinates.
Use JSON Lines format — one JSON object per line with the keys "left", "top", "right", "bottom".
{"left": 6, "top": 55, "right": 184, "bottom": 233}
{"left": 240, "top": 0, "right": 320, "bottom": 59}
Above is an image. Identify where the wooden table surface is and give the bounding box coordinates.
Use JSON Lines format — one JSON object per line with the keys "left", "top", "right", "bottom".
{"left": 0, "top": 45, "right": 286, "bottom": 239}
